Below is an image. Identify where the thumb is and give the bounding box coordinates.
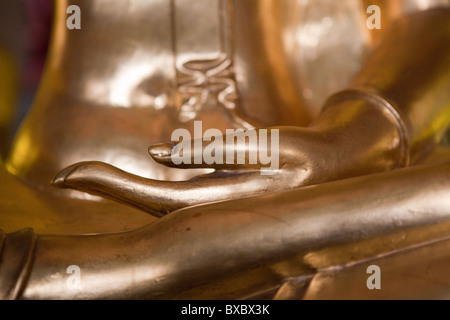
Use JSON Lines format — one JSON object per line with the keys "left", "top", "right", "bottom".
{"left": 51, "top": 161, "right": 278, "bottom": 217}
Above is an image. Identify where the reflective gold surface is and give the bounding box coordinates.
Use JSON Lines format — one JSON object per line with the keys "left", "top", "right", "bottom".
{"left": 7, "top": 0, "right": 316, "bottom": 188}
{"left": 51, "top": 6, "right": 450, "bottom": 218}
{"left": 19, "top": 163, "right": 450, "bottom": 299}
{"left": 0, "top": 0, "right": 450, "bottom": 300}
{"left": 0, "top": 167, "right": 152, "bottom": 234}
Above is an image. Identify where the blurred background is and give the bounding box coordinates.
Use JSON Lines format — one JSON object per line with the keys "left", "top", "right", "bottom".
{"left": 0, "top": 0, "right": 52, "bottom": 157}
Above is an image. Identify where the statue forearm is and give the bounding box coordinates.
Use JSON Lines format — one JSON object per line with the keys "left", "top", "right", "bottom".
{"left": 20, "top": 232, "right": 141, "bottom": 299}
{"left": 350, "top": 8, "right": 450, "bottom": 162}
{"left": 15, "top": 163, "right": 450, "bottom": 300}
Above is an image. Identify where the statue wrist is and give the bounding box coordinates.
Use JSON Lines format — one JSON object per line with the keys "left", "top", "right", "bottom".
{"left": 318, "top": 87, "right": 411, "bottom": 169}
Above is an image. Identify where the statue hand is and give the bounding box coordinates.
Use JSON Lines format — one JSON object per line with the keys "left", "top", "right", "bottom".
{"left": 52, "top": 98, "right": 408, "bottom": 217}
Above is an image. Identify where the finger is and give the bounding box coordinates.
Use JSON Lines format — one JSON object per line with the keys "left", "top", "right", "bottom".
{"left": 148, "top": 129, "right": 280, "bottom": 172}
{"left": 51, "top": 161, "right": 284, "bottom": 218}
{"left": 52, "top": 162, "right": 173, "bottom": 217}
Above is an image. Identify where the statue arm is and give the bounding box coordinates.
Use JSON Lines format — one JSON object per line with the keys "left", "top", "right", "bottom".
{"left": 10, "top": 163, "right": 450, "bottom": 299}
{"left": 351, "top": 7, "right": 450, "bottom": 163}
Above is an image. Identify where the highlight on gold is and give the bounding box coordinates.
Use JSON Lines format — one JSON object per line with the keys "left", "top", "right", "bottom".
{"left": 0, "top": 0, "right": 450, "bottom": 300}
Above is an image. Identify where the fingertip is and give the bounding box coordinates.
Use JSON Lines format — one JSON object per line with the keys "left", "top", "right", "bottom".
{"left": 50, "top": 163, "right": 80, "bottom": 188}
{"left": 148, "top": 143, "right": 174, "bottom": 161}
{"left": 51, "top": 161, "right": 107, "bottom": 188}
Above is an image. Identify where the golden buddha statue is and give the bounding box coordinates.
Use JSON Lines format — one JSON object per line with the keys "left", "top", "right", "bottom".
{"left": 1, "top": 0, "right": 450, "bottom": 300}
